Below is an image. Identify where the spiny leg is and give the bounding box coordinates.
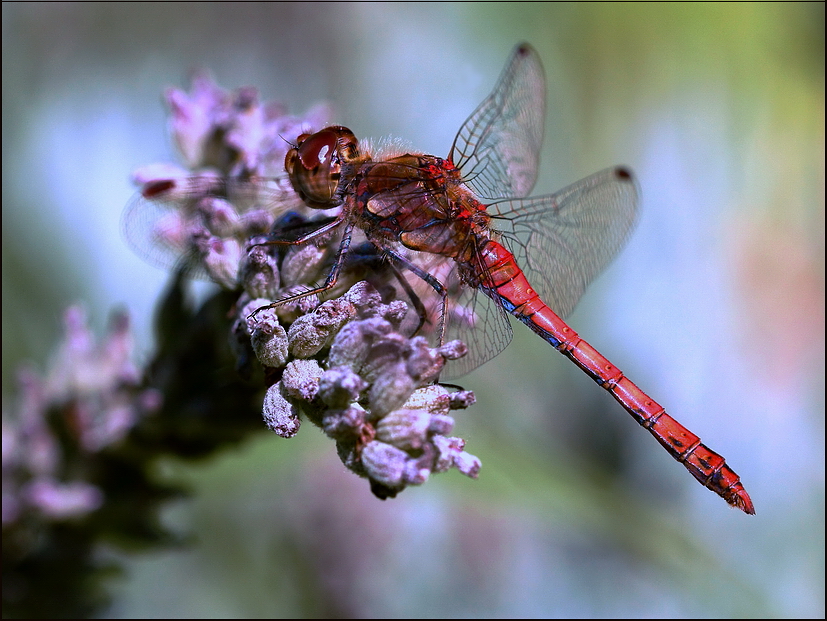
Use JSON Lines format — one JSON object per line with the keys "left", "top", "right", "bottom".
{"left": 384, "top": 249, "right": 450, "bottom": 346}
{"left": 253, "top": 212, "right": 346, "bottom": 249}
{"left": 266, "top": 213, "right": 341, "bottom": 244}
{"left": 248, "top": 220, "right": 356, "bottom": 319}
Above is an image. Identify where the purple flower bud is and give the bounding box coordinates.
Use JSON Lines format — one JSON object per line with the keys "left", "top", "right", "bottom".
{"left": 24, "top": 478, "right": 104, "bottom": 519}
{"left": 321, "top": 405, "right": 366, "bottom": 440}
{"left": 280, "top": 243, "right": 330, "bottom": 288}
{"left": 403, "top": 336, "right": 446, "bottom": 384}
{"left": 239, "top": 244, "right": 280, "bottom": 300}
{"left": 77, "top": 402, "right": 137, "bottom": 452}
{"left": 368, "top": 362, "right": 415, "bottom": 418}
{"left": 343, "top": 280, "right": 384, "bottom": 313}
{"left": 403, "top": 461, "right": 430, "bottom": 486}
{"left": 287, "top": 297, "right": 356, "bottom": 358}
{"left": 242, "top": 297, "right": 275, "bottom": 327}
{"left": 431, "top": 435, "right": 459, "bottom": 474}
{"left": 317, "top": 367, "right": 367, "bottom": 408}
{"left": 197, "top": 196, "right": 241, "bottom": 237}
{"left": 199, "top": 236, "right": 242, "bottom": 289}
{"left": 246, "top": 304, "right": 289, "bottom": 368}
{"left": 360, "top": 332, "right": 407, "bottom": 383}
{"left": 448, "top": 390, "right": 476, "bottom": 409}
{"left": 402, "top": 384, "right": 451, "bottom": 414}
{"left": 439, "top": 339, "right": 468, "bottom": 361}
{"left": 361, "top": 441, "right": 408, "bottom": 488}
{"left": 23, "top": 421, "right": 60, "bottom": 477}
{"left": 262, "top": 382, "right": 301, "bottom": 438}
{"left": 281, "top": 359, "right": 323, "bottom": 402}
{"left": 164, "top": 71, "right": 228, "bottom": 168}
{"left": 286, "top": 314, "right": 327, "bottom": 358}
{"left": 225, "top": 93, "right": 266, "bottom": 172}
{"left": 454, "top": 450, "right": 482, "bottom": 479}
{"left": 327, "top": 317, "right": 392, "bottom": 371}
{"left": 238, "top": 208, "right": 276, "bottom": 235}
{"left": 382, "top": 300, "right": 410, "bottom": 327}
{"left": 428, "top": 414, "right": 454, "bottom": 435}
{"left": 376, "top": 408, "right": 431, "bottom": 450}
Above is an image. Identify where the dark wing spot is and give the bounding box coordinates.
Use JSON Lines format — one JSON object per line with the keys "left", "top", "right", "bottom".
{"left": 142, "top": 179, "right": 176, "bottom": 198}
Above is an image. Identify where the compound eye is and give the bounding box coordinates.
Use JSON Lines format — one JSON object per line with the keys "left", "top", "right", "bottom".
{"left": 298, "top": 129, "right": 338, "bottom": 170}
{"left": 286, "top": 126, "right": 360, "bottom": 208}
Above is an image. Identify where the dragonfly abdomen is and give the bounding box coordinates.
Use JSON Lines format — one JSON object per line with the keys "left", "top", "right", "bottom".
{"left": 477, "top": 239, "right": 754, "bottom": 514}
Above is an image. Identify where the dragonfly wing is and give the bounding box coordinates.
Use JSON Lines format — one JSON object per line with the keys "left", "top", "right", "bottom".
{"left": 122, "top": 174, "right": 303, "bottom": 280}
{"left": 121, "top": 182, "right": 210, "bottom": 279}
{"left": 443, "top": 282, "right": 513, "bottom": 379}
{"left": 490, "top": 167, "right": 640, "bottom": 318}
{"left": 449, "top": 43, "right": 545, "bottom": 200}
{"left": 392, "top": 248, "right": 512, "bottom": 379}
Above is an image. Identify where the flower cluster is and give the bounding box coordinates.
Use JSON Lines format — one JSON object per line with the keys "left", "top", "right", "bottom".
{"left": 248, "top": 281, "right": 479, "bottom": 498}
{"left": 129, "top": 73, "right": 482, "bottom": 497}
{"left": 165, "top": 69, "right": 331, "bottom": 178}
{"left": 123, "top": 70, "right": 334, "bottom": 289}
{"left": 3, "top": 69, "right": 485, "bottom": 619}
{"left": 2, "top": 307, "right": 160, "bottom": 525}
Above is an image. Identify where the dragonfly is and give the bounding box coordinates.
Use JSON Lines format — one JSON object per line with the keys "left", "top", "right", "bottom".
{"left": 127, "top": 44, "right": 754, "bottom": 513}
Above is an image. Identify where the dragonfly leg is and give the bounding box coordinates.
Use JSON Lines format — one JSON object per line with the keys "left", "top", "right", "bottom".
{"left": 252, "top": 213, "right": 346, "bottom": 248}
{"left": 384, "top": 249, "right": 449, "bottom": 345}
{"left": 385, "top": 259, "right": 429, "bottom": 337}
{"left": 248, "top": 221, "right": 355, "bottom": 319}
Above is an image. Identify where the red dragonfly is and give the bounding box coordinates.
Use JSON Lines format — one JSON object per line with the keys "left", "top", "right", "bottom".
{"left": 126, "top": 44, "right": 753, "bottom": 513}
{"left": 258, "top": 44, "right": 753, "bottom": 514}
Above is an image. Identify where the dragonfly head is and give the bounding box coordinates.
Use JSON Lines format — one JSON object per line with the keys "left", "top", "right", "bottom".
{"left": 285, "top": 125, "right": 361, "bottom": 209}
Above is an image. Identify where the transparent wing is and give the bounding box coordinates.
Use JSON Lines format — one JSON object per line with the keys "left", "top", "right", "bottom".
{"left": 121, "top": 179, "right": 209, "bottom": 278}
{"left": 490, "top": 167, "right": 640, "bottom": 319}
{"left": 390, "top": 248, "right": 512, "bottom": 379}
{"left": 448, "top": 43, "right": 545, "bottom": 200}
{"left": 442, "top": 282, "right": 513, "bottom": 380}
{"left": 121, "top": 174, "right": 303, "bottom": 280}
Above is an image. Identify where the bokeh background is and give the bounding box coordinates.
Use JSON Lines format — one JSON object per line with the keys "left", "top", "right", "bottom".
{"left": 3, "top": 3, "right": 823, "bottom": 617}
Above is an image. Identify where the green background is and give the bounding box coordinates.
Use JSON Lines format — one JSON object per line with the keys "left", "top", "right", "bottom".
{"left": 3, "top": 3, "right": 823, "bottom": 617}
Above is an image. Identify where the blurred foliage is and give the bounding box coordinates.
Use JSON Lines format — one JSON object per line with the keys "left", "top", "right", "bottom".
{"left": 2, "top": 276, "right": 267, "bottom": 617}
{"left": 2, "top": 2, "right": 823, "bottom": 618}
